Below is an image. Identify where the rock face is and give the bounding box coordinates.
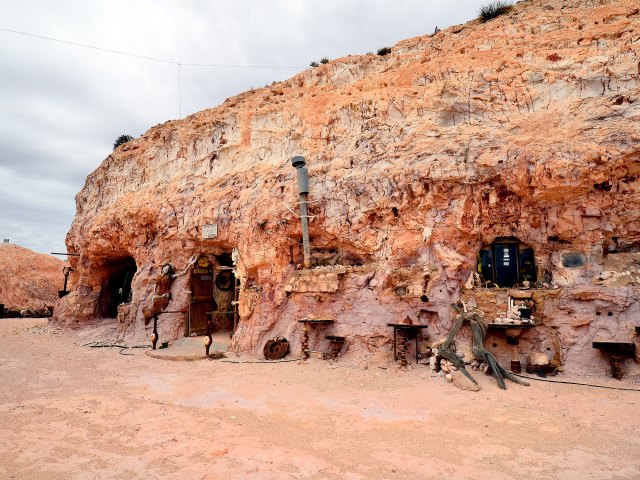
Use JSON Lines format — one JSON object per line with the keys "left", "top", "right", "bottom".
{"left": 55, "top": 0, "right": 640, "bottom": 375}
{"left": 0, "top": 244, "right": 66, "bottom": 314}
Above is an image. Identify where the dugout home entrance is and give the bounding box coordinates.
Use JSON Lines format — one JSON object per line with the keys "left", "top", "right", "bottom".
{"left": 188, "top": 253, "right": 238, "bottom": 336}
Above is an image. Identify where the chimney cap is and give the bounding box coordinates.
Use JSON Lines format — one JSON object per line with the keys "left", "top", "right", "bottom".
{"left": 291, "top": 156, "right": 306, "bottom": 168}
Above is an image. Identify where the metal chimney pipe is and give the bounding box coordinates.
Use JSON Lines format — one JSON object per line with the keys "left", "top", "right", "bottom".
{"left": 291, "top": 156, "right": 311, "bottom": 268}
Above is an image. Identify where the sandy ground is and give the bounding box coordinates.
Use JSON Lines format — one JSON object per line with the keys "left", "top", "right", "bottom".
{"left": 1, "top": 318, "right": 639, "bottom": 480}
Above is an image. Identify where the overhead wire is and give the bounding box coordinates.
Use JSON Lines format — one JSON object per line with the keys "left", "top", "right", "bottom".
{"left": 177, "top": 63, "right": 182, "bottom": 119}
{"left": 0, "top": 26, "right": 175, "bottom": 64}
{"left": 0, "top": 25, "right": 304, "bottom": 119}
{"left": 0, "top": 26, "right": 303, "bottom": 69}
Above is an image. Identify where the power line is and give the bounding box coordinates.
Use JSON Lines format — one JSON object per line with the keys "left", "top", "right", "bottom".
{"left": 180, "top": 61, "right": 300, "bottom": 69}
{"left": 0, "top": 26, "right": 303, "bottom": 69}
{"left": 177, "top": 63, "right": 182, "bottom": 119}
{"left": 0, "top": 26, "right": 175, "bottom": 64}
{"left": 1, "top": 25, "right": 305, "bottom": 119}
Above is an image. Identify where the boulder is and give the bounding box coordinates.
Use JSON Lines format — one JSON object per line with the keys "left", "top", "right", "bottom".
{"left": 451, "top": 370, "right": 481, "bottom": 391}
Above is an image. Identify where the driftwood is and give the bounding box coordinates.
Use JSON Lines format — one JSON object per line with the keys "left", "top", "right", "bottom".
{"left": 439, "top": 305, "right": 529, "bottom": 390}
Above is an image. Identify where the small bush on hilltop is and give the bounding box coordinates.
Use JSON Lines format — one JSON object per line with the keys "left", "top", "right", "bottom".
{"left": 113, "top": 134, "right": 134, "bottom": 150}
{"left": 478, "top": 1, "right": 512, "bottom": 22}
{"left": 377, "top": 47, "right": 392, "bottom": 56}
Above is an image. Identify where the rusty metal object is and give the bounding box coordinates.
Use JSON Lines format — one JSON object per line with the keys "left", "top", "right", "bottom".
{"left": 58, "top": 266, "right": 74, "bottom": 298}
{"left": 263, "top": 337, "right": 289, "bottom": 360}
{"left": 151, "top": 315, "right": 159, "bottom": 350}
{"left": 291, "top": 156, "right": 311, "bottom": 268}
{"left": 204, "top": 319, "right": 213, "bottom": 356}
{"left": 215, "top": 270, "right": 234, "bottom": 291}
{"left": 510, "top": 360, "right": 522, "bottom": 374}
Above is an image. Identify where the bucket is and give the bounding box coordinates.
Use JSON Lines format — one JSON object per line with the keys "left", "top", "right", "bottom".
{"left": 511, "top": 360, "right": 522, "bottom": 373}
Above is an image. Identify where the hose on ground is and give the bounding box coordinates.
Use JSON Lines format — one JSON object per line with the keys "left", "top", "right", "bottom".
{"left": 83, "top": 341, "right": 151, "bottom": 355}
{"left": 220, "top": 357, "right": 304, "bottom": 364}
{"left": 512, "top": 372, "right": 640, "bottom": 392}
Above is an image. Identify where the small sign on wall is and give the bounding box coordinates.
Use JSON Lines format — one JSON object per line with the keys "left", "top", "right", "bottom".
{"left": 202, "top": 224, "right": 218, "bottom": 239}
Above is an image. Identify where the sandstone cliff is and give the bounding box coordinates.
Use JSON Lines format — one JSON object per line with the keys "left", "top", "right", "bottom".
{"left": 56, "top": 0, "right": 640, "bottom": 374}
{"left": 0, "top": 244, "right": 66, "bottom": 314}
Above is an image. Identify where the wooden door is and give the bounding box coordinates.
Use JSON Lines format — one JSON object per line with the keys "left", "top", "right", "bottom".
{"left": 189, "top": 257, "right": 217, "bottom": 336}
{"left": 212, "top": 269, "right": 235, "bottom": 331}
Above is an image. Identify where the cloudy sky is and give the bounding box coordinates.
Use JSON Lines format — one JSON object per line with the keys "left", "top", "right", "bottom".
{"left": 1, "top": 0, "right": 482, "bottom": 254}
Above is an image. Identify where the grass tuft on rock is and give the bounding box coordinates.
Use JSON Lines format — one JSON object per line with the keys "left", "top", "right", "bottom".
{"left": 478, "top": 1, "right": 512, "bottom": 22}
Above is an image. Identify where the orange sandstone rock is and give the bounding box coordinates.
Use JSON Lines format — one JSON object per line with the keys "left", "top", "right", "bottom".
{"left": 0, "top": 244, "right": 66, "bottom": 313}
{"left": 55, "top": 0, "right": 640, "bottom": 375}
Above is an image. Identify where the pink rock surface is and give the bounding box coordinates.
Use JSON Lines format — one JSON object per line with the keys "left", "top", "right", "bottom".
{"left": 0, "top": 243, "right": 66, "bottom": 312}
{"left": 55, "top": 0, "right": 640, "bottom": 375}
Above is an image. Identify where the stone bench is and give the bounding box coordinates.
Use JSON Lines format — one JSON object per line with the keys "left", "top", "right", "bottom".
{"left": 298, "top": 318, "right": 334, "bottom": 359}
{"left": 592, "top": 338, "right": 636, "bottom": 379}
{"left": 325, "top": 335, "right": 346, "bottom": 360}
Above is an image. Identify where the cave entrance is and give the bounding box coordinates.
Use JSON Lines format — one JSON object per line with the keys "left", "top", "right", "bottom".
{"left": 188, "top": 252, "right": 238, "bottom": 336}
{"left": 100, "top": 256, "right": 137, "bottom": 318}
{"left": 478, "top": 238, "right": 536, "bottom": 288}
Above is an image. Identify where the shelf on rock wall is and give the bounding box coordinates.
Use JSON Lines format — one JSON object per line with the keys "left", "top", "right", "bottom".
{"left": 592, "top": 338, "right": 635, "bottom": 356}
{"left": 298, "top": 318, "right": 335, "bottom": 324}
{"left": 487, "top": 323, "right": 535, "bottom": 330}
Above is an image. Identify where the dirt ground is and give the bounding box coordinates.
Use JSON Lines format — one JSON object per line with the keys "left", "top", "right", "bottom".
{"left": 1, "top": 319, "right": 639, "bottom": 480}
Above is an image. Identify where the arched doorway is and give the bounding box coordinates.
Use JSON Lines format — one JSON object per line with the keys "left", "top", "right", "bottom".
{"left": 100, "top": 256, "right": 137, "bottom": 318}
{"left": 478, "top": 238, "right": 536, "bottom": 288}
{"left": 188, "top": 253, "right": 238, "bottom": 336}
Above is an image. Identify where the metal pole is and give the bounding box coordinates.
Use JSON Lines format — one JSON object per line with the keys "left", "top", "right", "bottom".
{"left": 151, "top": 315, "right": 159, "bottom": 350}
{"left": 291, "top": 156, "right": 312, "bottom": 269}
{"left": 233, "top": 276, "right": 239, "bottom": 333}
{"left": 299, "top": 192, "right": 311, "bottom": 268}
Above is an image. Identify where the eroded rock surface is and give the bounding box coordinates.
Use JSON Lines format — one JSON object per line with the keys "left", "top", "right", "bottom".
{"left": 55, "top": 0, "right": 640, "bottom": 375}
{"left": 0, "top": 244, "right": 66, "bottom": 314}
